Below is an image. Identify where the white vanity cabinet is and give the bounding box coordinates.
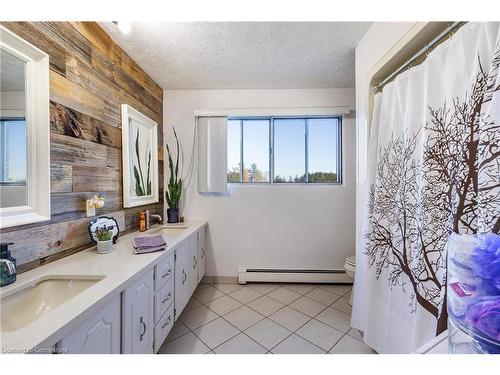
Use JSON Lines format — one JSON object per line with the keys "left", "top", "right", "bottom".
{"left": 122, "top": 269, "right": 155, "bottom": 354}
{"left": 174, "top": 241, "right": 189, "bottom": 316}
{"left": 57, "top": 295, "right": 121, "bottom": 354}
{"left": 197, "top": 227, "right": 206, "bottom": 283}
{"left": 188, "top": 234, "right": 199, "bottom": 296}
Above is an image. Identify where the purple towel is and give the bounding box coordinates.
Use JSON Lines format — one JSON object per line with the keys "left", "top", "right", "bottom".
{"left": 133, "top": 235, "right": 166, "bottom": 250}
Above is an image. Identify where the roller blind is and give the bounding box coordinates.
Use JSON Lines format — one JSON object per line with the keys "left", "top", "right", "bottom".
{"left": 197, "top": 116, "right": 228, "bottom": 193}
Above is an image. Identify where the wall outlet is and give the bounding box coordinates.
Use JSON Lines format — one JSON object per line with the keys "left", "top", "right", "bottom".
{"left": 86, "top": 199, "right": 96, "bottom": 217}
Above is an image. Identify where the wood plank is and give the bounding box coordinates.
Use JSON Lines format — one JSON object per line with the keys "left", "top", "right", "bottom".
{"left": 35, "top": 22, "right": 92, "bottom": 66}
{"left": 50, "top": 101, "right": 121, "bottom": 149}
{"left": 0, "top": 22, "right": 67, "bottom": 76}
{"left": 1, "top": 211, "right": 125, "bottom": 265}
{"left": 51, "top": 192, "right": 122, "bottom": 216}
{"left": 50, "top": 70, "right": 120, "bottom": 127}
{"left": 91, "top": 46, "right": 162, "bottom": 116}
{"left": 64, "top": 51, "right": 162, "bottom": 126}
{"left": 51, "top": 162, "right": 72, "bottom": 193}
{"left": 69, "top": 22, "right": 163, "bottom": 101}
{"left": 51, "top": 133, "right": 107, "bottom": 168}
{"left": 72, "top": 166, "right": 120, "bottom": 192}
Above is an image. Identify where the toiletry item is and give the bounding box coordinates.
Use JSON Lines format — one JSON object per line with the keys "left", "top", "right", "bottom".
{"left": 0, "top": 243, "right": 16, "bottom": 287}
{"left": 447, "top": 233, "right": 500, "bottom": 354}
{"left": 139, "top": 212, "right": 146, "bottom": 232}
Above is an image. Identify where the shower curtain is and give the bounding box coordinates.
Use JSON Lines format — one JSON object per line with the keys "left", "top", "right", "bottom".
{"left": 352, "top": 22, "right": 500, "bottom": 353}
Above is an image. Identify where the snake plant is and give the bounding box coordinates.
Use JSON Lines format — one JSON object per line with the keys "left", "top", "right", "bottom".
{"left": 133, "top": 129, "right": 152, "bottom": 197}
{"left": 165, "top": 127, "right": 182, "bottom": 209}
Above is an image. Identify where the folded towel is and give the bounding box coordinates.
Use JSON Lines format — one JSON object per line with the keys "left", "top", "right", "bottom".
{"left": 133, "top": 235, "right": 166, "bottom": 250}
{"left": 133, "top": 244, "right": 166, "bottom": 254}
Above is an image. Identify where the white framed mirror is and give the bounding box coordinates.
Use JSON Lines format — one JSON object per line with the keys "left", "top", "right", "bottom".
{"left": 121, "top": 104, "right": 159, "bottom": 208}
{"left": 0, "top": 26, "right": 50, "bottom": 228}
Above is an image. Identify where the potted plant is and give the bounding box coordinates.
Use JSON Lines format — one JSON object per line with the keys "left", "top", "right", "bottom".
{"left": 165, "top": 127, "right": 183, "bottom": 223}
{"left": 95, "top": 225, "right": 114, "bottom": 254}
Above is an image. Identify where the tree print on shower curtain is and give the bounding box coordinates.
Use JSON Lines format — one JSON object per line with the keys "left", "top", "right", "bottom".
{"left": 365, "top": 49, "right": 500, "bottom": 335}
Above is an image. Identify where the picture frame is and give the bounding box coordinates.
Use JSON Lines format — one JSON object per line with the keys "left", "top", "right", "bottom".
{"left": 121, "top": 104, "right": 159, "bottom": 208}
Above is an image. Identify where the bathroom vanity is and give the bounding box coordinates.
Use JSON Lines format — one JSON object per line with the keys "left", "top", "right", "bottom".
{"left": 0, "top": 221, "right": 207, "bottom": 354}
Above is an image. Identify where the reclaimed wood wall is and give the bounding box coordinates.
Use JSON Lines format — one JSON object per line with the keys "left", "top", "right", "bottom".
{"left": 0, "top": 22, "right": 164, "bottom": 272}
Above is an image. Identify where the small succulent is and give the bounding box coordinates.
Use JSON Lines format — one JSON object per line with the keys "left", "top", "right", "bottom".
{"left": 95, "top": 225, "right": 114, "bottom": 242}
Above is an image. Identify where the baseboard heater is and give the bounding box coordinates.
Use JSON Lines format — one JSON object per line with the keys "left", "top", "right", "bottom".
{"left": 238, "top": 267, "right": 352, "bottom": 284}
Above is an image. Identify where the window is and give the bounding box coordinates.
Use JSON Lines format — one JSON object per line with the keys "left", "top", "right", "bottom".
{"left": 227, "top": 116, "right": 341, "bottom": 184}
{"left": 0, "top": 119, "right": 27, "bottom": 185}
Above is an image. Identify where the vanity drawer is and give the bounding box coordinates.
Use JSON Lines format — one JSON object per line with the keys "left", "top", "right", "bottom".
{"left": 155, "top": 251, "right": 174, "bottom": 291}
{"left": 154, "top": 304, "right": 174, "bottom": 352}
{"left": 155, "top": 276, "right": 174, "bottom": 322}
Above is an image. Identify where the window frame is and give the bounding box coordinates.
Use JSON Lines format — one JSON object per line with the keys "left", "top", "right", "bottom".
{"left": 228, "top": 115, "right": 342, "bottom": 185}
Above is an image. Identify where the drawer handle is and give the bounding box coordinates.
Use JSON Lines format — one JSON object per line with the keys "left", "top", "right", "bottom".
{"left": 139, "top": 316, "right": 146, "bottom": 341}
{"left": 182, "top": 269, "right": 186, "bottom": 284}
{"left": 202, "top": 247, "right": 205, "bottom": 258}
{"left": 162, "top": 315, "right": 172, "bottom": 330}
{"left": 193, "top": 256, "right": 197, "bottom": 269}
{"left": 162, "top": 269, "right": 171, "bottom": 279}
{"left": 162, "top": 292, "right": 172, "bottom": 304}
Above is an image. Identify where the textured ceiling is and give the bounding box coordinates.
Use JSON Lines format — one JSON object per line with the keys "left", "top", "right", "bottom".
{"left": 100, "top": 22, "right": 372, "bottom": 90}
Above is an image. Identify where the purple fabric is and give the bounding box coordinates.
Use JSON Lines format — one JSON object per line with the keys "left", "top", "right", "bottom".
{"left": 465, "top": 296, "right": 500, "bottom": 341}
{"left": 133, "top": 235, "right": 166, "bottom": 249}
{"left": 471, "top": 233, "right": 500, "bottom": 293}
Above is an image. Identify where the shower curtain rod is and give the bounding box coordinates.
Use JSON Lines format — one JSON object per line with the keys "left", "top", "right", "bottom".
{"left": 373, "top": 22, "right": 463, "bottom": 92}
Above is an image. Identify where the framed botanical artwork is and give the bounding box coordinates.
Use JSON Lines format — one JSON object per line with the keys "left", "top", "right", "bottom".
{"left": 121, "top": 104, "right": 159, "bottom": 207}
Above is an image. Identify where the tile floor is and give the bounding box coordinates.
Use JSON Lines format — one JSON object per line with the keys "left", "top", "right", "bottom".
{"left": 158, "top": 282, "right": 376, "bottom": 354}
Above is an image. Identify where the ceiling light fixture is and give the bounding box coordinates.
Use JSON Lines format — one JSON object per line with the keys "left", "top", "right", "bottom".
{"left": 112, "top": 21, "right": 131, "bottom": 34}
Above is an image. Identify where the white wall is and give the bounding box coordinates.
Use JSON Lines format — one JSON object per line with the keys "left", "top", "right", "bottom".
{"left": 164, "top": 89, "right": 356, "bottom": 277}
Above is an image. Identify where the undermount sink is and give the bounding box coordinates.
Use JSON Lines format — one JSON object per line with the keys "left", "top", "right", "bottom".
{"left": 159, "top": 225, "right": 189, "bottom": 237}
{"left": 0, "top": 275, "right": 104, "bottom": 332}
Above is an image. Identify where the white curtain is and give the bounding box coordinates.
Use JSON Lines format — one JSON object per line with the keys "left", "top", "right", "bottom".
{"left": 352, "top": 22, "right": 500, "bottom": 353}
{"left": 197, "top": 116, "right": 228, "bottom": 193}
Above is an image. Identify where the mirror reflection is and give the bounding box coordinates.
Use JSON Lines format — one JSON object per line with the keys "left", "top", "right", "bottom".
{"left": 0, "top": 48, "right": 27, "bottom": 208}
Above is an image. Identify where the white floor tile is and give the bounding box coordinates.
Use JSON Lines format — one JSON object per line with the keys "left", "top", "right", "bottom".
{"left": 267, "top": 287, "right": 301, "bottom": 304}
{"left": 329, "top": 335, "right": 376, "bottom": 354}
{"left": 271, "top": 334, "right": 325, "bottom": 354}
{"left": 183, "top": 297, "right": 202, "bottom": 312}
{"left": 193, "top": 286, "right": 226, "bottom": 303}
{"left": 224, "top": 305, "right": 265, "bottom": 331}
{"left": 305, "top": 288, "right": 341, "bottom": 305}
{"left": 289, "top": 296, "right": 327, "bottom": 317}
{"left": 213, "top": 283, "right": 244, "bottom": 294}
{"left": 229, "top": 287, "right": 263, "bottom": 304}
{"left": 245, "top": 318, "right": 291, "bottom": 350}
{"left": 214, "top": 333, "right": 267, "bottom": 354}
{"left": 269, "top": 306, "right": 310, "bottom": 331}
{"left": 205, "top": 295, "right": 242, "bottom": 315}
{"left": 158, "top": 331, "right": 211, "bottom": 354}
{"left": 247, "top": 295, "right": 285, "bottom": 316}
{"left": 318, "top": 284, "right": 352, "bottom": 296}
{"left": 247, "top": 283, "right": 282, "bottom": 294}
{"left": 296, "top": 319, "right": 344, "bottom": 351}
{"left": 179, "top": 304, "right": 219, "bottom": 330}
{"left": 192, "top": 317, "right": 240, "bottom": 349}
{"left": 315, "top": 307, "right": 352, "bottom": 333}
{"left": 165, "top": 320, "right": 190, "bottom": 343}
{"left": 283, "top": 284, "right": 317, "bottom": 295}
{"left": 331, "top": 296, "right": 352, "bottom": 315}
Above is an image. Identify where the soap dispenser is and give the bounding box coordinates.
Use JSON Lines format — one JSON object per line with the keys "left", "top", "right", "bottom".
{"left": 0, "top": 242, "right": 16, "bottom": 287}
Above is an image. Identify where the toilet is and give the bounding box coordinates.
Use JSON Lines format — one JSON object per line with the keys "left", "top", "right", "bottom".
{"left": 344, "top": 256, "right": 356, "bottom": 306}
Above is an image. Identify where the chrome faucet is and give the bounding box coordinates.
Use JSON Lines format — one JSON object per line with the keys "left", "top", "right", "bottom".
{"left": 145, "top": 209, "right": 163, "bottom": 230}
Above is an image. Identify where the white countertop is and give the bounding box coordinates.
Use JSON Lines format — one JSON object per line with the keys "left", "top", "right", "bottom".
{"left": 0, "top": 220, "right": 207, "bottom": 353}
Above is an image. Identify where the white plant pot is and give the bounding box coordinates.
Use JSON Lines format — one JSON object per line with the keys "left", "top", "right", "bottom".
{"left": 96, "top": 239, "right": 113, "bottom": 254}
